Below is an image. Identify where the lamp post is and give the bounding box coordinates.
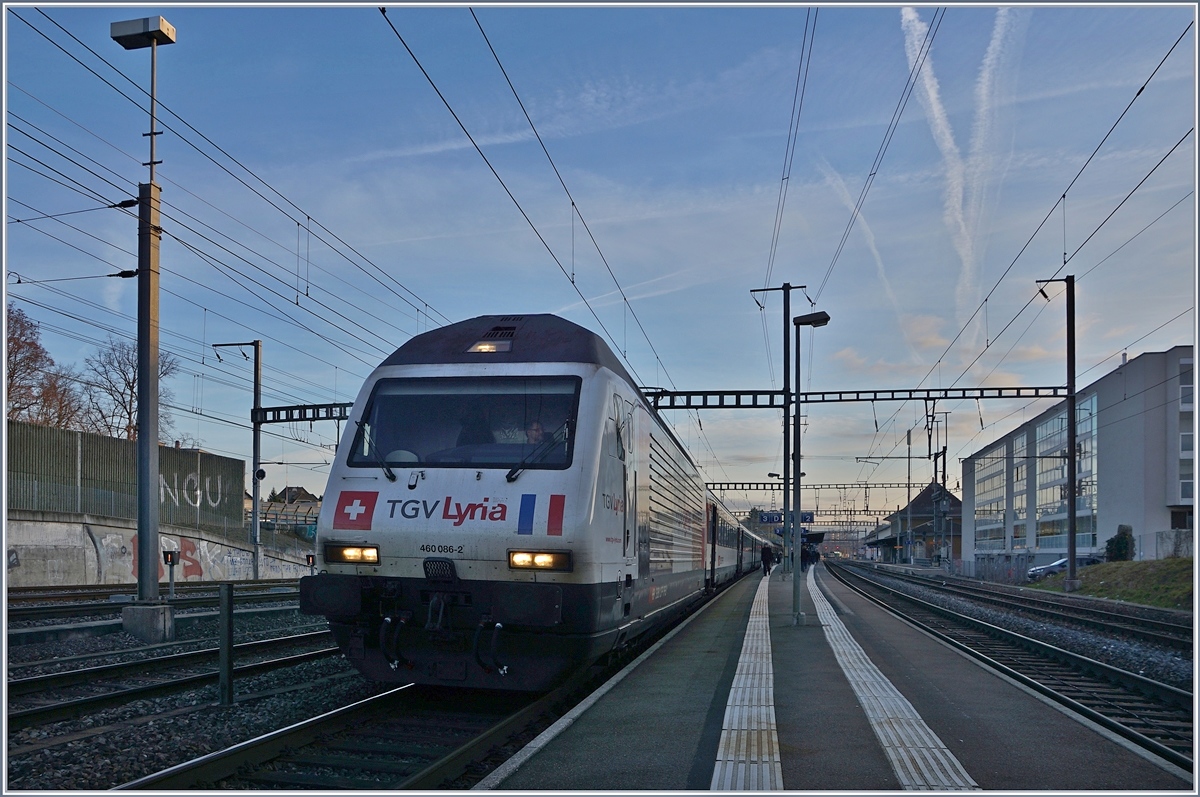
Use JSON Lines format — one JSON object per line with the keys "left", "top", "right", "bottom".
{"left": 792, "top": 310, "right": 830, "bottom": 625}
{"left": 767, "top": 472, "right": 782, "bottom": 511}
{"left": 111, "top": 17, "right": 175, "bottom": 628}
{"left": 751, "top": 283, "right": 806, "bottom": 575}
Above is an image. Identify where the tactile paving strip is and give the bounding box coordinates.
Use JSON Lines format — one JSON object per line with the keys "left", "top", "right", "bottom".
{"left": 807, "top": 569, "right": 980, "bottom": 790}
{"left": 710, "top": 576, "right": 784, "bottom": 790}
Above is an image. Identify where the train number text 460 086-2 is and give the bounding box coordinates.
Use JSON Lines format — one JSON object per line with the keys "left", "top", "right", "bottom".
{"left": 419, "top": 544, "right": 464, "bottom": 554}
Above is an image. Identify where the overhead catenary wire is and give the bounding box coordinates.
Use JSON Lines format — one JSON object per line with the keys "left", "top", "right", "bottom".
{"left": 854, "top": 22, "right": 1195, "bottom": 485}
{"left": 10, "top": 102, "right": 421, "bottom": 353}
{"left": 20, "top": 8, "right": 450, "bottom": 329}
{"left": 465, "top": 7, "right": 736, "bottom": 482}
{"left": 813, "top": 7, "right": 945, "bottom": 303}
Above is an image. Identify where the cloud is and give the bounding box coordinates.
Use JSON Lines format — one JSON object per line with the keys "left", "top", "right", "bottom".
{"left": 344, "top": 44, "right": 799, "bottom": 167}
{"left": 904, "top": 314, "right": 950, "bottom": 350}
{"left": 817, "top": 159, "right": 921, "bottom": 364}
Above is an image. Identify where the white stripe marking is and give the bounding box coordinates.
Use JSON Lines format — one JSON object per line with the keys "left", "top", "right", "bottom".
{"left": 807, "top": 568, "right": 980, "bottom": 790}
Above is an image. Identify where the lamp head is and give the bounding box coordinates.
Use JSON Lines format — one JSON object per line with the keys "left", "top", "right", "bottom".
{"left": 794, "top": 310, "right": 831, "bottom": 328}
{"left": 111, "top": 17, "right": 176, "bottom": 50}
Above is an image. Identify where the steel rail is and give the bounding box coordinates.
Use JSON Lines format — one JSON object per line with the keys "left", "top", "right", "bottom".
{"left": 7, "top": 647, "right": 339, "bottom": 731}
{"left": 115, "top": 685, "right": 414, "bottom": 789}
{"left": 841, "top": 561, "right": 1192, "bottom": 649}
{"left": 7, "top": 630, "right": 332, "bottom": 695}
{"left": 6, "top": 589, "right": 300, "bottom": 621}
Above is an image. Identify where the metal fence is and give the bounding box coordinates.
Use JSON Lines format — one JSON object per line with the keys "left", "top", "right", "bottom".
{"left": 255, "top": 504, "right": 318, "bottom": 543}
{"left": 973, "top": 552, "right": 1033, "bottom": 585}
{"left": 1134, "top": 529, "right": 1194, "bottom": 560}
{"left": 7, "top": 420, "right": 245, "bottom": 534}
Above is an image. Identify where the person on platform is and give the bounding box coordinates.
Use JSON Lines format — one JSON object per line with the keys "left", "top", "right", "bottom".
{"left": 760, "top": 544, "right": 774, "bottom": 576}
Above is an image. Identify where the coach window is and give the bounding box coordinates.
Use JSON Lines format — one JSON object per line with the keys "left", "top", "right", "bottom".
{"left": 347, "top": 376, "right": 581, "bottom": 470}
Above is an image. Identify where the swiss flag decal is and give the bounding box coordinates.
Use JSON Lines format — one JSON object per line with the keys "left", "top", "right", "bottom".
{"left": 333, "top": 491, "right": 379, "bottom": 530}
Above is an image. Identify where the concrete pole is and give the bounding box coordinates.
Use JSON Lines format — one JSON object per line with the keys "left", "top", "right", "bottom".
{"left": 906, "top": 429, "right": 912, "bottom": 565}
{"left": 252, "top": 340, "right": 262, "bottom": 580}
{"left": 1065, "top": 275, "right": 1079, "bottom": 589}
{"left": 781, "top": 283, "right": 791, "bottom": 577}
{"left": 792, "top": 320, "right": 805, "bottom": 625}
{"left": 135, "top": 186, "right": 161, "bottom": 599}
{"left": 136, "top": 33, "right": 163, "bottom": 603}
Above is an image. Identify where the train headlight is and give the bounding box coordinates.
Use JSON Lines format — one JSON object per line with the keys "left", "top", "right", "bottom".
{"left": 508, "top": 550, "right": 572, "bottom": 571}
{"left": 324, "top": 544, "right": 380, "bottom": 564}
{"left": 467, "top": 340, "right": 512, "bottom": 353}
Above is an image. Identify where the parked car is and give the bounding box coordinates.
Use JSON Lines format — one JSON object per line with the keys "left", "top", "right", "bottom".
{"left": 1027, "top": 556, "right": 1104, "bottom": 581}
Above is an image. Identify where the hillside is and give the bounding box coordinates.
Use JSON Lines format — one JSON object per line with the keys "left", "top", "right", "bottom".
{"left": 1030, "top": 558, "right": 1194, "bottom": 612}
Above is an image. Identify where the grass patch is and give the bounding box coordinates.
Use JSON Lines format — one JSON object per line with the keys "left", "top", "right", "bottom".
{"left": 1030, "top": 558, "right": 1194, "bottom": 611}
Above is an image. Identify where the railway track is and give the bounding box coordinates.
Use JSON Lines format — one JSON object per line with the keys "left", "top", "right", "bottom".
{"left": 115, "top": 682, "right": 564, "bottom": 790}
{"left": 825, "top": 562, "right": 1193, "bottom": 771}
{"left": 108, "top": 573, "right": 746, "bottom": 790}
{"left": 840, "top": 561, "right": 1192, "bottom": 650}
{"left": 7, "top": 632, "right": 338, "bottom": 731}
{"left": 6, "top": 578, "right": 299, "bottom": 605}
{"left": 7, "top": 587, "right": 301, "bottom": 623}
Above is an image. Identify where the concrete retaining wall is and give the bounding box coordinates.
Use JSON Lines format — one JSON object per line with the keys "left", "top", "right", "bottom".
{"left": 5, "top": 510, "right": 312, "bottom": 587}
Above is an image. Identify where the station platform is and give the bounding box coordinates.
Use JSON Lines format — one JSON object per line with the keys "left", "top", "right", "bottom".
{"left": 477, "top": 565, "right": 1193, "bottom": 791}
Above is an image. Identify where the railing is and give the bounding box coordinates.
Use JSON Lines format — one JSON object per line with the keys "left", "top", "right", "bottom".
{"left": 250, "top": 505, "right": 319, "bottom": 543}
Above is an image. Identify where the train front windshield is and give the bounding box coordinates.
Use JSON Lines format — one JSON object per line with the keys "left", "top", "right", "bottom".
{"left": 348, "top": 376, "right": 582, "bottom": 470}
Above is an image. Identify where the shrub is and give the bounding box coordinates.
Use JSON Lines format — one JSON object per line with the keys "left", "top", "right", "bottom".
{"left": 1105, "top": 524, "right": 1136, "bottom": 561}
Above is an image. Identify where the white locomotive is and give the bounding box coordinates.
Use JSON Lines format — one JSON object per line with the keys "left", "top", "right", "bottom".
{"left": 300, "top": 314, "right": 766, "bottom": 690}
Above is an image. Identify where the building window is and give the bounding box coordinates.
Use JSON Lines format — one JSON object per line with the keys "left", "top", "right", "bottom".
{"left": 1183, "top": 432, "right": 1194, "bottom": 456}
{"left": 1182, "top": 360, "right": 1194, "bottom": 408}
{"left": 974, "top": 443, "right": 1005, "bottom": 550}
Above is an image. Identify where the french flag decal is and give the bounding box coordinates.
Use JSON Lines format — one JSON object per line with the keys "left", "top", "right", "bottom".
{"left": 517, "top": 494, "right": 566, "bottom": 535}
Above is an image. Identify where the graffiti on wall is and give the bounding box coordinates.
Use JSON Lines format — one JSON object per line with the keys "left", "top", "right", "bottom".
{"left": 131, "top": 534, "right": 204, "bottom": 580}
{"left": 160, "top": 473, "right": 223, "bottom": 510}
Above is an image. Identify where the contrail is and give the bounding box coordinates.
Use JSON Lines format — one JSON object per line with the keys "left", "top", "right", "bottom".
{"left": 901, "top": 7, "right": 1028, "bottom": 365}
{"left": 962, "top": 8, "right": 1029, "bottom": 358}
{"left": 818, "top": 159, "right": 921, "bottom": 364}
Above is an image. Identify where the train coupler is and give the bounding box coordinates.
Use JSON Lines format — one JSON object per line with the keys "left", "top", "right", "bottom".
{"left": 380, "top": 613, "right": 414, "bottom": 670}
{"left": 472, "top": 617, "right": 508, "bottom": 676}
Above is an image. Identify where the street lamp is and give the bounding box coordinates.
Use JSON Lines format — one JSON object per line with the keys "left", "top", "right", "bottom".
{"left": 767, "top": 472, "right": 782, "bottom": 511}
{"left": 793, "top": 310, "right": 830, "bottom": 626}
{"left": 111, "top": 16, "right": 175, "bottom": 621}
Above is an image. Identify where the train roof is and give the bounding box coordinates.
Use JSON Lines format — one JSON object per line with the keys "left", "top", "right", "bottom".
{"left": 381, "top": 314, "right": 637, "bottom": 386}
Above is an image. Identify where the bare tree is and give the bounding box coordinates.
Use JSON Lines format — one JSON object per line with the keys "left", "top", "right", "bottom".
{"left": 26, "top": 365, "right": 85, "bottom": 429}
{"left": 81, "top": 336, "right": 179, "bottom": 441}
{"left": 6, "top": 304, "right": 84, "bottom": 428}
{"left": 7, "top": 304, "right": 54, "bottom": 420}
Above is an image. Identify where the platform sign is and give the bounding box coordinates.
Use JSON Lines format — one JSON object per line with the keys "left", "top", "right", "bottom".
{"left": 759, "top": 510, "right": 814, "bottom": 524}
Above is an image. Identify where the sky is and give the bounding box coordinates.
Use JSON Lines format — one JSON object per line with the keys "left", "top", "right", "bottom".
{"left": 4, "top": 3, "right": 1196, "bottom": 528}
